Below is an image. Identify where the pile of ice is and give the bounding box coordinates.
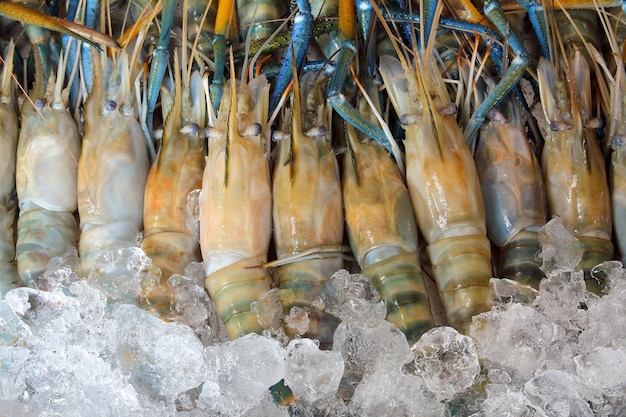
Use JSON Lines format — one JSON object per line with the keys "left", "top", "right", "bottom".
{"left": 0, "top": 217, "right": 625, "bottom": 416}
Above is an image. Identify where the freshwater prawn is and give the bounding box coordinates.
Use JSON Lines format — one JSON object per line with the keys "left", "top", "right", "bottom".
{"left": 0, "top": 41, "right": 18, "bottom": 295}
{"left": 15, "top": 45, "right": 81, "bottom": 285}
{"left": 77, "top": 48, "right": 150, "bottom": 275}
{"left": 343, "top": 112, "right": 435, "bottom": 346}
{"left": 141, "top": 49, "right": 205, "bottom": 317}
{"left": 271, "top": 71, "right": 344, "bottom": 349}
{"left": 199, "top": 53, "right": 273, "bottom": 340}
{"left": 378, "top": 5, "right": 493, "bottom": 334}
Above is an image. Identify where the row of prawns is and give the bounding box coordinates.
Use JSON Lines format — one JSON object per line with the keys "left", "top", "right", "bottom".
{"left": 2, "top": 0, "right": 625, "bottom": 367}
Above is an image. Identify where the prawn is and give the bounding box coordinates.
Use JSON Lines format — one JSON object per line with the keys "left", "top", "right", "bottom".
{"left": 199, "top": 54, "right": 273, "bottom": 340}
{"left": 343, "top": 118, "right": 435, "bottom": 346}
{"left": 0, "top": 41, "right": 19, "bottom": 295}
{"left": 378, "top": 6, "right": 493, "bottom": 334}
{"left": 141, "top": 50, "right": 205, "bottom": 317}
{"left": 271, "top": 71, "right": 344, "bottom": 349}
{"left": 475, "top": 97, "right": 548, "bottom": 289}
{"left": 15, "top": 46, "right": 80, "bottom": 285}
{"left": 77, "top": 50, "right": 150, "bottom": 275}
{"left": 538, "top": 51, "right": 613, "bottom": 293}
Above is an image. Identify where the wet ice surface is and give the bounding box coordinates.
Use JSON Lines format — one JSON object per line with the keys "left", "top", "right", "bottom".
{"left": 0, "top": 218, "right": 626, "bottom": 416}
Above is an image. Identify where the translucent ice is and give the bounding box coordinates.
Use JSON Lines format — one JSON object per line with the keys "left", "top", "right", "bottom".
{"left": 524, "top": 370, "right": 602, "bottom": 416}
{"left": 471, "top": 303, "right": 564, "bottom": 381}
{"left": 87, "top": 247, "right": 157, "bottom": 303}
{"left": 115, "top": 304, "right": 207, "bottom": 402}
{"left": 322, "top": 270, "right": 386, "bottom": 325}
{"left": 575, "top": 347, "right": 626, "bottom": 391}
{"left": 412, "top": 326, "right": 480, "bottom": 401}
{"left": 198, "top": 333, "right": 285, "bottom": 416}
{"left": 333, "top": 320, "right": 411, "bottom": 398}
{"left": 533, "top": 270, "right": 586, "bottom": 322}
{"left": 538, "top": 218, "right": 583, "bottom": 276}
{"left": 350, "top": 361, "right": 445, "bottom": 417}
{"left": 284, "top": 338, "right": 344, "bottom": 402}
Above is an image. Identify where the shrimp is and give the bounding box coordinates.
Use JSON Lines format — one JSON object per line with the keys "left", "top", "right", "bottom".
{"left": 77, "top": 51, "right": 150, "bottom": 275}
{"left": 0, "top": 41, "right": 19, "bottom": 295}
{"left": 538, "top": 51, "right": 613, "bottom": 294}
{"left": 475, "top": 98, "right": 548, "bottom": 289}
{"left": 15, "top": 48, "right": 80, "bottom": 285}
{"left": 343, "top": 120, "right": 435, "bottom": 346}
{"left": 271, "top": 72, "right": 343, "bottom": 349}
{"left": 200, "top": 61, "right": 272, "bottom": 340}
{"left": 141, "top": 52, "right": 205, "bottom": 317}
{"left": 379, "top": 42, "right": 493, "bottom": 334}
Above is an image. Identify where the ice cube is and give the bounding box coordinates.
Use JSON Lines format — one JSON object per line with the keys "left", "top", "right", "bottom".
{"left": 284, "top": 338, "right": 344, "bottom": 403}
{"left": 471, "top": 303, "right": 564, "bottom": 381}
{"left": 198, "top": 333, "right": 285, "bottom": 416}
{"left": 538, "top": 218, "right": 583, "bottom": 276}
{"left": 575, "top": 347, "right": 626, "bottom": 391}
{"left": 322, "top": 270, "right": 386, "bottom": 326}
{"left": 115, "top": 304, "right": 207, "bottom": 402}
{"left": 534, "top": 270, "right": 586, "bottom": 321}
{"left": 350, "top": 361, "right": 445, "bottom": 416}
{"left": 524, "top": 369, "right": 601, "bottom": 416}
{"left": 412, "top": 326, "right": 480, "bottom": 401}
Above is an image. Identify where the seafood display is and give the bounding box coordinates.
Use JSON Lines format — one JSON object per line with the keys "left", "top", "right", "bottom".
{"left": 3, "top": 0, "right": 626, "bottom": 410}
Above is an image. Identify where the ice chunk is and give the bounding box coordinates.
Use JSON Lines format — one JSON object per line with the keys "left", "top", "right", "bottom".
{"left": 481, "top": 385, "right": 543, "bottom": 417}
{"left": 471, "top": 303, "right": 564, "bottom": 381}
{"left": 575, "top": 347, "right": 626, "bottom": 391}
{"left": 87, "top": 247, "right": 157, "bottom": 303}
{"left": 538, "top": 218, "right": 583, "bottom": 276}
{"left": 35, "top": 248, "right": 80, "bottom": 291}
{"left": 0, "top": 299, "right": 29, "bottom": 346}
{"left": 185, "top": 189, "right": 202, "bottom": 242}
{"left": 284, "top": 306, "right": 310, "bottom": 337}
{"left": 524, "top": 370, "right": 602, "bottom": 416}
{"left": 322, "top": 270, "right": 386, "bottom": 326}
{"left": 533, "top": 270, "right": 586, "bottom": 322}
{"left": 412, "top": 326, "right": 480, "bottom": 401}
{"left": 491, "top": 277, "right": 539, "bottom": 305}
{"left": 198, "top": 333, "right": 285, "bottom": 416}
{"left": 284, "top": 338, "right": 343, "bottom": 402}
{"left": 115, "top": 304, "right": 207, "bottom": 402}
{"left": 350, "top": 361, "right": 445, "bottom": 416}
{"left": 251, "top": 288, "right": 284, "bottom": 332}
{"left": 333, "top": 320, "right": 411, "bottom": 398}
{"left": 0, "top": 346, "right": 29, "bottom": 400}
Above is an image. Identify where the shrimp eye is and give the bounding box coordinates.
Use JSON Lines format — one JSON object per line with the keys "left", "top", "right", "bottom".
{"left": 180, "top": 123, "right": 199, "bottom": 134}
{"left": 34, "top": 98, "right": 46, "bottom": 110}
{"left": 103, "top": 100, "right": 117, "bottom": 114}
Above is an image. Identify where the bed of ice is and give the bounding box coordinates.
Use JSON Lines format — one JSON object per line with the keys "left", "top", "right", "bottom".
{"left": 1, "top": 217, "right": 625, "bottom": 417}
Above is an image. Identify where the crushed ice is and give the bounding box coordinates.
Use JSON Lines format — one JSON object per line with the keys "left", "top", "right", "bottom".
{"left": 0, "top": 217, "right": 625, "bottom": 416}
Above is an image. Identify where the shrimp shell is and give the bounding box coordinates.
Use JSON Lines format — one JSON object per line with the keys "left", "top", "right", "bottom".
{"left": 15, "top": 79, "right": 80, "bottom": 284}
{"left": 538, "top": 54, "right": 613, "bottom": 293}
{"left": 141, "top": 71, "right": 204, "bottom": 316}
{"left": 272, "top": 74, "right": 343, "bottom": 347}
{"left": 200, "top": 76, "right": 272, "bottom": 339}
{"left": 380, "top": 54, "right": 493, "bottom": 334}
{"left": 0, "top": 47, "right": 18, "bottom": 294}
{"left": 475, "top": 100, "right": 548, "bottom": 289}
{"left": 343, "top": 125, "right": 434, "bottom": 345}
{"left": 77, "top": 56, "right": 149, "bottom": 273}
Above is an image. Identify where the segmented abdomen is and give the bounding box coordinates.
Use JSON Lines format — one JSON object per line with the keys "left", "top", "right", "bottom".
{"left": 343, "top": 130, "right": 434, "bottom": 346}
{"left": 405, "top": 118, "right": 493, "bottom": 335}
{"left": 0, "top": 101, "right": 19, "bottom": 294}
{"left": 475, "top": 102, "right": 547, "bottom": 289}
{"left": 15, "top": 102, "right": 80, "bottom": 284}
{"left": 77, "top": 106, "right": 149, "bottom": 273}
{"left": 272, "top": 99, "right": 343, "bottom": 348}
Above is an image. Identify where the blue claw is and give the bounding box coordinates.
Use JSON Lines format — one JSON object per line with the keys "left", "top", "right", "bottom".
{"left": 269, "top": 0, "right": 313, "bottom": 113}
{"left": 146, "top": 0, "right": 177, "bottom": 137}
